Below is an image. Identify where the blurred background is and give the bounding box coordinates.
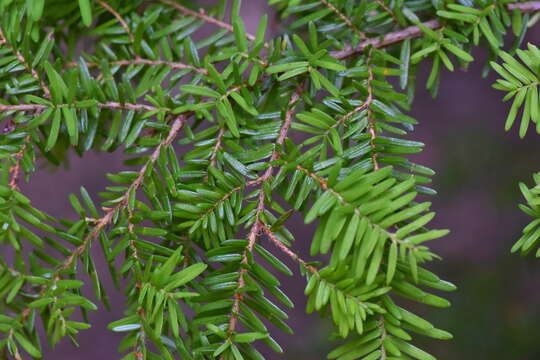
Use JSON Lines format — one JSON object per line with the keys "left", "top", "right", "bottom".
{"left": 12, "top": 2, "right": 540, "bottom": 359}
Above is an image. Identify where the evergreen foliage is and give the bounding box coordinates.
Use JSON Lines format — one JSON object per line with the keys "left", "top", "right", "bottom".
{"left": 491, "top": 44, "right": 540, "bottom": 260}
{"left": 0, "top": 0, "right": 539, "bottom": 359}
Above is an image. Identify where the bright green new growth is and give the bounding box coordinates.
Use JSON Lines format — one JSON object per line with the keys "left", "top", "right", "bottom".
{"left": 0, "top": 0, "right": 538, "bottom": 359}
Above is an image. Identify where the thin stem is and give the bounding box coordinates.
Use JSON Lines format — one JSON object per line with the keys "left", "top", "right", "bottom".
{"left": 159, "top": 0, "right": 256, "bottom": 41}
{"left": 0, "top": 28, "right": 53, "bottom": 189}
{"left": 0, "top": 104, "right": 47, "bottom": 111}
{"left": 508, "top": 1, "right": 540, "bottom": 11}
{"left": 8, "top": 136, "right": 31, "bottom": 191}
{"left": 331, "top": 19, "right": 441, "bottom": 59}
{"left": 278, "top": 87, "right": 303, "bottom": 146}
{"left": 47, "top": 117, "right": 185, "bottom": 329}
{"left": 98, "top": 0, "right": 135, "bottom": 43}
{"left": 378, "top": 316, "right": 388, "bottom": 360}
{"left": 67, "top": 58, "right": 208, "bottom": 75}
{"left": 365, "top": 52, "right": 379, "bottom": 170}
{"left": 209, "top": 127, "right": 225, "bottom": 168}
{"left": 0, "top": 28, "right": 51, "bottom": 99}
{"left": 262, "top": 225, "right": 369, "bottom": 311}
{"left": 331, "top": 1, "right": 540, "bottom": 59}
{"left": 227, "top": 85, "right": 303, "bottom": 335}
{"left": 374, "top": 0, "right": 400, "bottom": 26}
{"left": 197, "top": 170, "right": 276, "bottom": 225}
{"left": 58, "top": 115, "right": 185, "bottom": 272}
{"left": 98, "top": 101, "right": 169, "bottom": 112}
{"left": 227, "top": 216, "right": 261, "bottom": 334}
{"left": 319, "top": 0, "right": 367, "bottom": 40}
{"left": 331, "top": 100, "right": 369, "bottom": 131}
{"left": 330, "top": 65, "right": 374, "bottom": 133}
{"left": 0, "top": 102, "right": 169, "bottom": 113}
{"left": 292, "top": 163, "right": 415, "bottom": 249}
{"left": 261, "top": 225, "right": 318, "bottom": 274}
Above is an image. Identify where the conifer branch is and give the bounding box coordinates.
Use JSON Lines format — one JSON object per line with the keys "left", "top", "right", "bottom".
{"left": 227, "top": 85, "right": 303, "bottom": 334}
{"left": 0, "top": 28, "right": 51, "bottom": 99}
{"left": 0, "top": 28, "right": 52, "bottom": 191}
{"left": 59, "top": 115, "right": 185, "bottom": 272}
{"left": 331, "top": 1, "right": 540, "bottom": 59}
{"left": 3, "top": 0, "right": 536, "bottom": 357}
{"left": 27, "top": 115, "right": 186, "bottom": 328}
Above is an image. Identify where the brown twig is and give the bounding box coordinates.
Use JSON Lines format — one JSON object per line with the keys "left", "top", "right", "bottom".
{"left": 58, "top": 115, "right": 185, "bottom": 272}
{"left": 8, "top": 136, "right": 30, "bottom": 191}
{"left": 0, "top": 104, "right": 48, "bottom": 112}
{"left": 227, "top": 85, "right": 303, "bottom": 334}
{"left": 98, "top": 0, "right": 135, "bottom": 43}
{"left": 159, "top": 0, "right": 256, "bottom": 41}
{"left": 265, "top": 222, "right": 372, "bottom": 319}
{"left": 276, "top": 87, "right": 303, "bottom": 148}
{"left": 320, "top": 0, "right": 367, "bottom": 40}
{"left": 374, "top": 0, "right": 400, "bottom": 26}
{"left": 332, "top": 100, "right": 370, "bottom": 131}
{"left": 209, "top": 127, "right": 225, "bottom": 168}
{"left": 263, "top": 226, "right": 371, "bottom": 314}
{"left": 227, "top": 170, "right": 271, "bottom": 333}
{"left": 0, "top": 102, "right": 169, "bottom": 113}
{"left": 293, "top": 163, "right": 418, "bottom": 251}
{"left": 0, "top": 83, "right": 254, "bottom": 114}
{"left": 0, "top": 28, "right": 51, "bottom": 99}
{"left": 331, "top": 19, "right": 442, "bottom": 59}
{"left": 67, "top": 58, "right": 208, "bottom": 75}
{"left": 508, "top": 1, "right": 540, "bottom": 11}
{"left": 17, "top": 116, "right": 185, "bottom": 333}
{"left": 98, "top": 101, "right": 169, "bottom": 112}
{"left": 0, "top": 28, "right": 52, "bottom": 189}
{"left": 365, "top": 52, "right": 379, "bottom": 170}
{"left": 198, "top": 170, "right": 276, "bottom": 225}
{"left": 261, "top": 225, "right": 318, "bottom": 274}
{"left": 227, "top": 216, "right": 261, "bottom": 333}
{"left": 331, "top": 1, "right": 540, "bottom": 59}
{"left": 255, "top": 84, "right": 304, "bottom": 182}
{"left": 330, "top": 67, "right": 374, "bottom": 132}
{"left": 326, "top": 53, "right": 376, "bottom": 166}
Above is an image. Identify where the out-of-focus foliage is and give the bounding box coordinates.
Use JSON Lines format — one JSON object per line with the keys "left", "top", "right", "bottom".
{"left": 491, "top": 43, "right": 540, "bottom": 259}
{"left": 0, "top": 0, "right": 539, "bottom": 359}
{"left": 512, "top": 172, "right": 540, "bottom": 256}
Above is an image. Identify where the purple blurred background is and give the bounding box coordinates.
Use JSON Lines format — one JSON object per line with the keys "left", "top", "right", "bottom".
{"left": 15, "top": 3, "right": 540, "bottom": 359}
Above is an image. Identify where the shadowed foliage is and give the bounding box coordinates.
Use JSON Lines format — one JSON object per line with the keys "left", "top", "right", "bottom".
{"left": 1, "top": 0, "right": 540, "bottom": 359}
